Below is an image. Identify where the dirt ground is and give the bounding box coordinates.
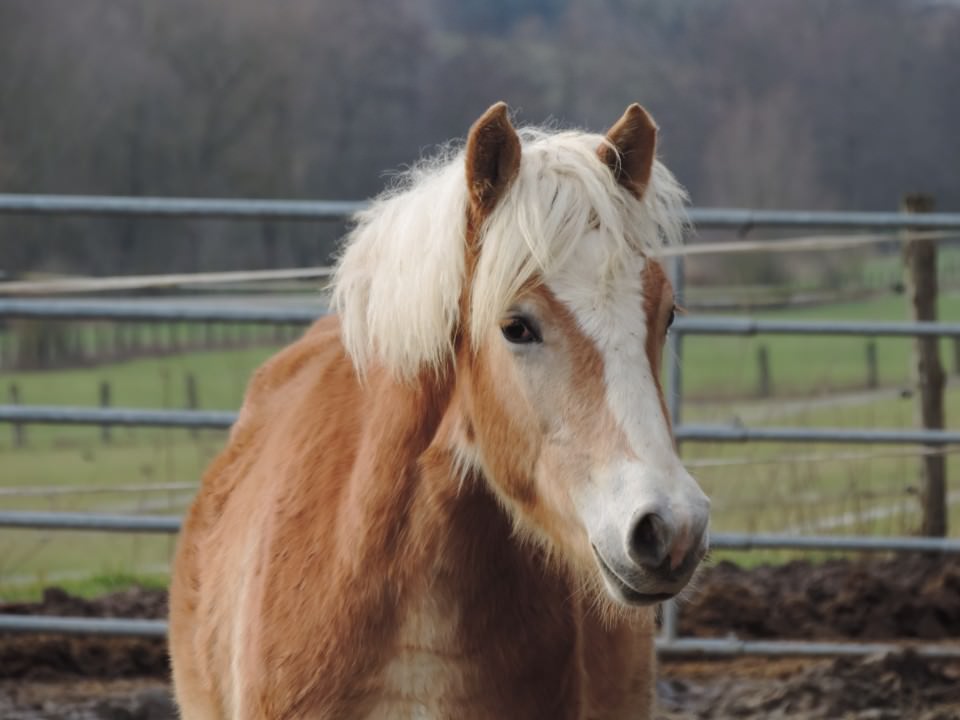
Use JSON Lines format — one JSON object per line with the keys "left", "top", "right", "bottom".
{"left": 1, "top": 555, "right": 958, "bottom": 719}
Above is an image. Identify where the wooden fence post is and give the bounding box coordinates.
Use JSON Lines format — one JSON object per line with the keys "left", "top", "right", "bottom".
{"left": 185, "top": 373, "right": 199, "bottom": 439}
{"left": 756, "top": 345, "right": 771, "bottom": 398}
{"left": 902, "top": 193, "right": 946, "bottom": 537}
{"left": 8, "top": 383, "right": 24, "bottom": 448}
{"left": 865, "top": 339, "right": 878, "bottom": 389}
{"left": 99, "top": 380, "right": 112, "bottom": 444}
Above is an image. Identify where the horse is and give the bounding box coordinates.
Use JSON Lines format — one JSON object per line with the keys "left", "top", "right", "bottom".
{"left": 168, "top": 101, "right": 710, "bottom": 720}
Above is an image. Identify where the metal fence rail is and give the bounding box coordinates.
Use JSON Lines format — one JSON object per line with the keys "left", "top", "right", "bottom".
{"left": 0, "top": 298, "right": 323, "bottom": 323}
{"left": 3, "top": 405, "right": 959, "bottom": 446}
{"left": 4, "top": 193, "right": 960, "bottom": 230}
{"left": 1, "top": 612, "right": 958, "bottom": 657}
{"left": 4, "top": 298, "right": 960, "bottom": 338}
{"left": 676, "top": 425, "right": 960, "bottom": 445}
{"left": 0, "top": 194, "right": 362, "bottom": 221}
{"left": 709, "top": 532, "right": 960, "bottom": 553}
{"left": 5, "top": 511, "right": 960, "bottom": 553}
{"left": 657, "top": 638, "right": 960, "bottom": 659}
{"left": 0, "top": 510, "right": 181, "bottom": 533}
{"left": 0, "top": 615, "right": 168, "bottom": 637}
{"left": 0, "top": 406, "right": 236, "bottom": 429}
{"left": 676, "top": 317, "right": 960, "bottom": 338}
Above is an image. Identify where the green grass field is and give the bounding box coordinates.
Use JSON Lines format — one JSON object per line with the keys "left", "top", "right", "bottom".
{"left": 681, "top": 247, "right": 960, "bottom": 309}
{"left": 684, "top": 386, "right": 960, "bottom": 565}
{"left": 682, "top": 290, "right": 960, "bottom": 398}
{"left": 859, "top": 246, "right": 960, "bottom": 290}
{"left": 0, "top": 346, "right": 282, "bottom": 597}
{"left": 1, "top": 293, "right": 957, "bottom": 597}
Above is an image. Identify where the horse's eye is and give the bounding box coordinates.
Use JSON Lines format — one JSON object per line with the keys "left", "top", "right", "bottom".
{"left": 666, "top": 307, "right": 676, "bottom": 334}
{"left": 501, "top": 317, "right": 541, "bottom": 345}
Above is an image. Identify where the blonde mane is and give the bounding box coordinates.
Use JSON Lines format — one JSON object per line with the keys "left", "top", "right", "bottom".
{"left": 332, "top": 125, "right": 689, "bottom": 379}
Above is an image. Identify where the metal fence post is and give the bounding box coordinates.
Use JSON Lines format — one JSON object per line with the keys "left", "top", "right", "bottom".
{"left": 668, "top": 255, "right": 685, "bottom": 441}
{"left": 661, "top": 254, "right": 686, "bottom": 644}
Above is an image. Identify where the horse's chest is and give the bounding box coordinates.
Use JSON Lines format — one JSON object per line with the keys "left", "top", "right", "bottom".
{"left": 359, "top": 590, "right": 587, "bottom": 720}
{"left": 364, "top": 592, "right": 475, "bottom": 719}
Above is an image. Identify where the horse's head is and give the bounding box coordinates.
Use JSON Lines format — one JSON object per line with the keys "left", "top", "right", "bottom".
{"left": 456, "top": 103, "right": 709, "bottom": 608}
{"left": 334, "top": 102, "right": 709, "bottom": 609}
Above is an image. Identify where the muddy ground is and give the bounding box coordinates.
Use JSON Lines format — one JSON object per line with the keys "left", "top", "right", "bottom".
{"left": 1, "top": 555, "right": 958, "bottom": 718}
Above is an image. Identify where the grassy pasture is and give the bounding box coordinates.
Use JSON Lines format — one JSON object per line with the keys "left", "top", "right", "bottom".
{"left": 682, "top": 246, "right": 960, "bottom": 308}
{"left": 685, "top": 386, "right": 960, "bottom": 565}
{"left": 0, "top": 293, "right": 958, "bottom": 596}
{"left": 0, "top": 346, "right": 280, "bottom": 597}
{"left": 682, "top": 290, "right": 960, "bottom": 399}
{"left": 859, "top": 245, "right": 960, "bottom": 290}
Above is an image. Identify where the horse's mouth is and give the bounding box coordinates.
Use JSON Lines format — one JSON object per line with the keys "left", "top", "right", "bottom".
{"left": 592, "top": 546, "right": 676, "bottom": 607}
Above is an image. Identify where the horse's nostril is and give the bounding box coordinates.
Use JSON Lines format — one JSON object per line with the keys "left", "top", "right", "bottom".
{"left": 627, "top": 513, "right": 670, "bottom": 569}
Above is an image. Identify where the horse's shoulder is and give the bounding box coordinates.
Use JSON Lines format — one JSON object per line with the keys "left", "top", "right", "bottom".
{"left": 191, "top": 314, "right": 358, "bottom": 522}
{"left": 245, "top": 314, "right": 345, "bottom": 398}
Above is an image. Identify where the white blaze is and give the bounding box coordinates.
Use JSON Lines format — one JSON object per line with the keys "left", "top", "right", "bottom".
{"left": 549, "top": 241, "right": 708, "bottom": 576}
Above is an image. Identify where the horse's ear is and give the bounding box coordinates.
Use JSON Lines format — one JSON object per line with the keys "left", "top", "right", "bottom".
{"left": 598, "top": 103, "right": 658, "bottom": 200}
{"left": 465, "top": 101, "right": 521, "bottom": 218}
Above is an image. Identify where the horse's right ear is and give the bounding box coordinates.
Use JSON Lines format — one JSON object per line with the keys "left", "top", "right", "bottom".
{"left": 465, "top": 102, "right": 521, "bottom": 219}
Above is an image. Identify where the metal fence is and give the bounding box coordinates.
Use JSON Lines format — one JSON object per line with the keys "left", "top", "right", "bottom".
{"left": 1, "top": 194, "right": 959, "bottom": 658}
{"left": 4, "top": 192, "right": 960, "bottom": 230}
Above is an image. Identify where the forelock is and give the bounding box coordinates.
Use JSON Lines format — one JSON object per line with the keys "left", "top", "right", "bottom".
{"left": 332, "top": 125, "right": 688, "bottom": 380}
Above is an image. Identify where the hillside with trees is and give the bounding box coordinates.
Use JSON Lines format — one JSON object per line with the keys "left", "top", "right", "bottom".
{"left": 0, "top": 0, "right": 957, "bottom": 276}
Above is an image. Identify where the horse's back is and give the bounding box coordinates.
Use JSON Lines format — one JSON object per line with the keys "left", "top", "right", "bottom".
{"left": 169, "top": 315, "right": 362, "bottom": 719}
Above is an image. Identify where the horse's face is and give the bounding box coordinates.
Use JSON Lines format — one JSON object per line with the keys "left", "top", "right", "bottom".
{"left": 470, "top": 259, "right": 708, "bottom": 607}
{"left": 462, "top": 103, "right": 709, "bottom": 608}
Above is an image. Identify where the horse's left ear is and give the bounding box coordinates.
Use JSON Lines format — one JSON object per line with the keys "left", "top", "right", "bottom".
{"left": 598, "top": 103, "right": 658, "bottom": 200}
{"left": 465, "top": 101, "right": 521, "bottom": 218}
